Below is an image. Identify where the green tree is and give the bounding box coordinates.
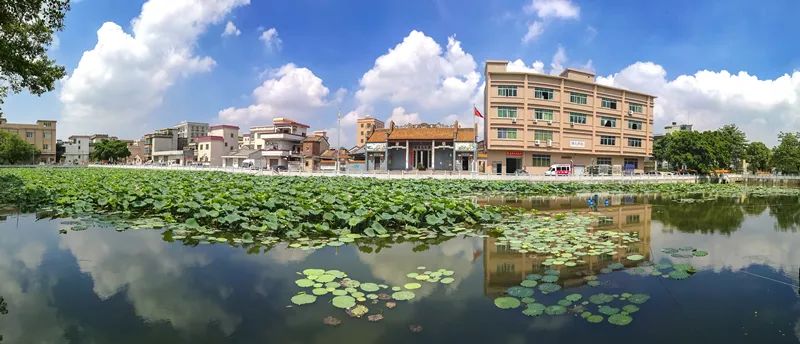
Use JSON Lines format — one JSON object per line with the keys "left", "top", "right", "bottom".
{"left": 0, "top": 0, "right": 70, "bottom": 114}
{"left": 0, "top": 131, "right": 38, "bottom": 164}
{"left": 744, "top": 141, "right": 771, "bottom": 174}
{"left": 90, "top": 139, "right": 130, "bottom": 163}
{"left": 771, "top": 132, "right": 800, "bottom": 174}
{"left": 710, "top": 125, "right": 747, "bottom": 170}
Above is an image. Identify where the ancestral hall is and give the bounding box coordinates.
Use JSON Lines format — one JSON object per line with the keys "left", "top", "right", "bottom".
{"left": 363, "top": 121, "right": 477, "bottom": 171}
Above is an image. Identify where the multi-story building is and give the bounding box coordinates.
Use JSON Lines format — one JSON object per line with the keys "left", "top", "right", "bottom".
{"left": 663, "top": 122, "right": 693, "bottom": 134}
{"left": 125, "top": 140, "right": 146, "bottom": 165}
{"left": 301, "top": 131, "right": 331, "bottom": 171}
{"left": 250, "top": 117, "right": 309, "bottom": 170}
{"left": 0, "top": 117, "right": 57, "bottom": 163}
{"left": 63, "top": 135, "right": 92, "bottom": 164}
{"left": 356, "top": 117, "right": 384, "bottom": 147}
{"left": 150, "top": 128, "right": 193, "bottom": 165}
{"left": 364, "top": 121, "right": 477, "bottom": 171}
{"left": 196, "top": 125, "right": 239, "bottom": 166}
{"left": 238, "top": 133, "right": 253, "bottom": 149}
{"left": 172, "top": 121, "right": 209, "bottom": 140}
{"left": 484, "top": 61, "right": 656, "bottom": 175}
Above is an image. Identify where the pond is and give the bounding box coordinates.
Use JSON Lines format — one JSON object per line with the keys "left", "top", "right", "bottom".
{"left": 1, "top": 194, "right": 799, "bottom": 343}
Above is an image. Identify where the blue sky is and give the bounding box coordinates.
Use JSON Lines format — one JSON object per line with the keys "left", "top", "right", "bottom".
{"left": 5, "top": 0, "right": 800, "bottom": 145}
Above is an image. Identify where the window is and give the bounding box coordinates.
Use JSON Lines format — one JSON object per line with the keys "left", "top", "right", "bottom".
{"left": 627, "top": 120, "right": 643, "bottom": 130}
{"left": 534, "top": 109, "right": 553, "bottom": 121}
{"left": 497, "top": 263, "right": 515, "bottom": 273}
{"left": 624, "top": 158, "right": 639, "bottom": 169}
{"left": 498, "top": 85, "right": 518, "bottom": 97}
{"left": 367, "top": 123, "right": 372, "bottom": 128}
{"left": 629, "top": 103, "right": 643, "bottom": 113}
{"left": 598, "top": 217, "right": 614, "bottom": 225}
{"left": 601, "top": 98, "right": 617, "bottom": 109}
{"left": 497, "top": 107, "right": 518, "bottom": 118}
{"left": 43, "top": 132, "right": 50, "bottom": 139}
{"left": 534, "top": 87, "right": 554, "bottom": 100}
{"left": 225, "top": 142, "right": 228, "bottom": 147}
{"left": 230, "top": 133, "right": 234, "bottom": 138}
{"left": 497, "top": 128, "right": 518, "bottom": 139}
{"left": 360, "top": 124, "right": 364, "bottom": 128}
{"left": 600, "top": 117, "right": 617, "bottom": 127}
{"left": 43, "top": 144, "right": 49, "bottom": 150}
{"left": 597, "top": 157, "right": 612, "bottom": 165}
{"left": 569, "top": 113, "right": 587, "bottom": 124}
{"left": 570, "top": 92, "right": 588, "bottom": 105}
{"left": 626, "top": 215, "right": 641, "bottom": 224}
{"left": 600, "top": 136, "right": 616, "bottom": 146}
{"left": 26, "top": 132, "right": 34, "bottom": 138}
{"left": 532, "top": 154, "right": 551, "bottom": 167}
{"left": 534, "top": 130, "right": 553, "bottom": 141}
{"left": 627, "top": 138, "right": 643, "bottom": 147}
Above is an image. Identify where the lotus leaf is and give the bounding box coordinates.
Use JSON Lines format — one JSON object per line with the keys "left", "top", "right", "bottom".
{"left": 507, "top": 286, "right": 535, "bottom": 298}
{"left": 628, "top": 294, "right": 650, "bottom": 304}
{"left": 494, "top": 297, "right": 522, "bottom": 309}
{"left": 520, "top": 280, "right": 538, "bottom": 288}
{"left": 295, "top": 279, "right": 314, "bottom": 288}
{"left": 608, "top": 313, "right": 633, "bottom": 326}
{"left": 545, "top": 305, "right": 567, "bottom": 315}
{"left": 669, "top": 270, "right": 690, "bottom": 280}
{"left": 291, "top": 293, "right": 317, "bottom": 305}
{"left": 521, "top": 297, "right": 536, "bottom": 304}
{"left": 303, "top": 269, "right": 325, "bottom": 276}
{"left": 312, "top": 288, "right": 328, "bottom": 296}
{"left": 392, "top": 291, "right": 416, "bottom": 301}
{"left": 565, "top": 294, "right": 583, "bottom": 302}
{"left": 693, "top": 250, "right": 708, "bottom": 257}
{"left": 598, "top": 305, "right": 620, "bottom": 315}
{"left": 406, "top": 272, "right": 418, "bottom": 278}
{"left": 360, "top": 283, "right": 380, "bottom": 292}
{"left": 541, "top": 275, "right": 559, "bottom": 283}
{"left": 316, "top": 274, "right": 336, "bottom": 283}
{"left": 587, "top": 315, "right": 604, "bottom": 323}
{"left": 526, "top": 274, "right": 542, "bottom": 281}
{"left": 332, "top": 289, "right": 348, "bottom": 296}
{"left": 557, "top": 299, "right": 572, "bottom": 307}
{"left": 404, "top": 283, "right": 422, "bottom": 290}
{"left": 440, "top": 277, "right": 455, "bottom": 284}
{"left": 538, "top": 283, "right": 561, "bottom": 294}
{"left": 622, "top": 304, "right": 640, "bottom": 313}
{"left": 332, "top": 295, "right": 356, "bottom": 309}
{"left": 626, "top": 254, "right": 645, "bottom": 261}
{"left": 589, "top": 293, "right": 614, "bottom": 305}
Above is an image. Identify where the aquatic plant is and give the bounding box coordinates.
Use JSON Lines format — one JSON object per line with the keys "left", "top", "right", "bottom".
{"left": 494, "top": 297, "right": 522, "bottom": 309}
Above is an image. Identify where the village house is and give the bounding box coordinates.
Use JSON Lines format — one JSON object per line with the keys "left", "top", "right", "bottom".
{"left": 363, "top": 121, "right": 477, "bottom": 172}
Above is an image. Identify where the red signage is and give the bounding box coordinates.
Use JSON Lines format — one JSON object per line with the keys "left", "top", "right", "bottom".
{"left": 506, "top": 151, "right": 523, "bottom": 157}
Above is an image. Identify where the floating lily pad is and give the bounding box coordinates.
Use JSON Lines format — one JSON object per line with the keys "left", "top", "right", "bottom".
{"left": 522, "top": 304, "right": 545, "bottom": 316}
{"left": 520, "top": 280, "right": 538, "bottom": 288}
{"left": 316, "top": 274, "right": 336, "bottom": 283}
{"left": 545, "top": 305, "right": 567, "bottom": 315}
{"left": 541, "top": 275, "right": 559, "bottom": 283}
{"left": 626, "top": 254, "right": 645, "bottom": 261}
{"left": 346, "top": 304, "right": 369, "bottom": 318}
{"left": 404, "top": 283, "right": 422, "bottom": 290}
{"left": 494, "top": 297, "right": 522, "bottom": 309}
{"left": 538, "top": 283, "right": 561, "bottom": 294}
{"left": 291, "top": 293, "right": 317, "bottom": 305}
{"left": 608, "top": 313, "right": 633, "bottom": 326}
{"left": 332, "top": 289, "right": 348, "bottom": 296}
{"left": 587, "top": 314, "right": 604, "bottom": 323}
{"left": 622, "top": 304, "right": 640, "bottom": 313}
{"left": 507, "top": 286, "right": 535, "bottom": 298}
{"left": 598, "top": 305, "right": 620, "bottom": 315}
{"left": 565, "top": 294, "right": 583, "bottom": 302}
{"left": 406, "top": 272, "right": 419, "bottom": 278}
{"left": 669, "top": 270, "right": 690, "bottom": 280}
{"left": 312, "top": 288, "right": 328, "bottom": 296}
{"left": 303, "top": 269, "right": 325, "bottom": 276}
{"left": 360, "top": 283, "right": 380, "bottom": 292}
{"left": 440, "top": 277, "right": 455, "bottom": 284}
{"left": 526, "top": 274, "right": 542, "bottom": 281}
{"left": 521, "top": 297, "right": 536, "bottom": 304}
{"left": 332, "top": 295, "right": 356, "bottom": 309}
{"left": 589, "top": 293, "right": 615, "bottom": 305}
{"left": 628, "top": 294, "right": 650, "bottom": 304}
{"left": 693, "top": 250, "right": 708, "bottom": 257}
{"left": 295, "top": 279, "right": 314, "bottom": 288}
{"left": 392, "top": 291, "right": 416, "bottom": 301}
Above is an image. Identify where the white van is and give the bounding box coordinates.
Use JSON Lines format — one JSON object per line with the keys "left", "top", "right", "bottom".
{"left": 545, "top": 164, "right": 572, "bottom": 176}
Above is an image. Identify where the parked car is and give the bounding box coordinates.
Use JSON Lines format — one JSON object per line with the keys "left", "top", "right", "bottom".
{"left": 545, "top": 164, "right": 572, "bottom": 176}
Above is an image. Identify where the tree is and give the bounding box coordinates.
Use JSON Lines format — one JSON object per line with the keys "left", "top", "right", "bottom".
{"left": 90, "top": 139, "right": 130, "bottom": 163}
{"left": 710, "top": 125, "right": 747, "bottom": 170}
{"left": 772, "top": 132, "right": 800, "bottom": 174}
{"left": 0, "top": 0, "right": 70, "bottom": 114}
{"left": 744, "top": 141, "right": 771, "bottom": 174}
{"left": 0, "top": 131, "right": 38, "bottom": 164}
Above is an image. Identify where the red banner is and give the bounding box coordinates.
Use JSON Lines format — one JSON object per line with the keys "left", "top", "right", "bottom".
{"left": 506, "top": 151, "right": 523, "bottom": 157}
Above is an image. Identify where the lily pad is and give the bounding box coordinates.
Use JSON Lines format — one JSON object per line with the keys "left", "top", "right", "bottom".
{"left": 589, "top": 293, "right": 615, "bottom": 305}
{"left": 404, "top": 283, "right": 422, "bottom": 290}
{"left": 494, "top": 297, "right": 522, "bottom": 309}
{"left": 565, "top": 293, "right": 583, "bottom": 302}
{"left": 622, "top": 304, "right": 640, "bottom": 313}
{"left": 392, "top": 291, "right": 416, "bottom": 301}
{"left": 545, "top": 305, "right": 567, "bottom": 315}
{"left": 608, "top": 313, "right": 633, "bottom": 326}
{"left": 626, "top": 254, "right": 645, "bottom": 261}
{"left": 291, "top": 293, "right": 317, "bottom": 305}
{"left": 303, "top": 269, "right": 325, "bottom": 276}
{"left": 312, "top": 288, "right": 329, "bottom": 296}
{"left": 628, "top": 294, "right": 650, "bottom": 304}
{"left": 598, "top": 305, "right": 620, "bottom": 315}
{"left": 693, "top": 250, "right": 708, "bottom": 257}
{"left": 440, "top": 277, "right": 455, "bottom": 284}
{"left": 332, "top": 295, "right": 356, "bottom": 309}
{"left": 346, "top": 304, "right": 369, "bottom": 318}
{"left": 669, "top": 270, "right": 690, "bottom": 280}
{"left": 520, "top": 280, "right": 538, "bottom": 288}
{"left": 587, "top": 314, "right": 604, "bottom": 323}
{"left": 295, "top": 279, "right": 314, "bottom": 288}
{"left": 506, "top": 286, "right": 535, "bottom": 298}
{"left": 360, "top": 283, "right": 380, "bottom": 292}
{"left": 538, "top": 283, "right": 561, "bottom": 294}
{"left": 541, "top": 275, "right": 559, "bottom": 283}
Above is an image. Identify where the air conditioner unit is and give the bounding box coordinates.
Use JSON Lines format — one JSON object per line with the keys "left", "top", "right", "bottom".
{"left": 570, "top": 122, "right": 575, "bottom": 127}
{"left": 511, "top": 118, "right": 517, "bottom": 124}
{"left": 547, "top": 120, "right": 553, "bottom": 125}
{"left": 547, "top": 140, "right": 553, "bottom": 147}
{"left": 534, "top": 140, "right": 541, "bottom": 146}
{"left": 628, "top": 110, "right": 634, "bottom": 116}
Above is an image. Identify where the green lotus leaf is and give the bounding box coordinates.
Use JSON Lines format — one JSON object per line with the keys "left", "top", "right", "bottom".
{"left": 316, "top": 274, "right": 336, "bottom": 283}
{"left": 538, "top": 283, "right": 561, "bottom": 294}
{"left": 672, "top": 263, "right": 692, "bottom": 271}
{"left": 404, "top": 283, "right": 422, "bottom": 290}
{"left": 360, "top": 283, "right": 380, "bottom": 292}
{"left": 622, "top": 304, "right": 640, "bottom": 313}
{"left": 312, "top": 288, "right": 328, "bottom": 296}
{"left": 521, "top": 297, "right": 536, "bottom": 304}
{"left": 295, "top": 279, "right": 314, "bottom": 288}
{"left": 545, "top": 305, "right": 567, "bottom": 315}
{"left": 557, "top": 299, "right": 573, "bottom": 307}
{"left": 331, "top": 295, "right": 356, "bottom": 309}
{"left": 608, "top": 313, "right": 633, "bottom": 326}
{"left": 526, "top": 274, "right": 542, "bottom": 281}
{"left": 520, "top": 280, "right": 538, "bottom": 288}
{"left": 587, "top": 314, "right": 604, "bottom": 323}
{"left": 392, "top": 291, "right": 416, "bottom": 301}
{"left": 406, "top": 272, "right": 419, "bottom": 278}
{"left": 291, "top": 293, "right": 316, "bottom": 305}
{"left": 626, "top": 254, "right": 645, "bottom": 261}
{"left": 326, "top": 270, "right": 347, "bottom": 278}
{"left": 669, "top": 270, "right": 691, "bottom": 280}
{"left": 565, "top": 293, "right": 583, "bottom": 302}
{"left": 589, "top": 293, "right": 614, "bottom": 304}
{"left": 541, "top": 275, "right": 559, "bottom": 283}
{"left": 332, "top": 289, "right": 348, "bottom": 296}
{"left": 494, "top": 297, "right": 522, "bottom": 309}
{"left": 506, "top": 286, "right": 535, "bottom": 298}
{"left": 440, "top": 277, "right": 455, "bottom": 284}
{"left": 628, "top": 294, "right": 650, "bottom": 304}
{"left": 693, "top": 250, "right": 708, "bottom": 257}
{"left": 598, "top": 305, "right": 620, "bottom": 315}
{"left": 303, "top": 269, "right": 325, "bottom": 276}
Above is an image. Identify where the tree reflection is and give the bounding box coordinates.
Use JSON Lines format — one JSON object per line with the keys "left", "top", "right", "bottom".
{"left": 768, "top": 196, "right": 800, "bottom": 232}
{"left": 0, "top": 295, "right": 5, "bottom": 342}
{"left": 651, "top": 197, "right": 745, "bottom": 235}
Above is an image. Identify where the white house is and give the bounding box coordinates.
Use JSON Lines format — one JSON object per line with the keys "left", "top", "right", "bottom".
{"left": 249, "top": 118, "right": 309, "bottom": 170}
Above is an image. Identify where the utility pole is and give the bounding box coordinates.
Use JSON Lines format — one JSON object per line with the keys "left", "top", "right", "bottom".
{"left": 336, "top": 109, "right": 342, "bottom": 174}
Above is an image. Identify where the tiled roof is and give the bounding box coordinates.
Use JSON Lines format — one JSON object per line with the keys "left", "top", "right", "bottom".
{"left": 366, "top": 127, "right": 475, "bottom": 143}
{"left": 302, "top": 135, "right": 326, "bottom": 143}
{"left": 195, "top": 136, "right": 224, "bottom": 142}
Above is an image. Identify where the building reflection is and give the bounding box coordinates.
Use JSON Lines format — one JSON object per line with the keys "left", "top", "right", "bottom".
{"left": 482, "top": 196, "right": 652, "bottom": 297}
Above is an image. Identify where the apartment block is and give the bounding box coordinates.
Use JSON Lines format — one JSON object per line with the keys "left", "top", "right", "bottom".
{"left": 250, "top": 117, "right": 309, "bottom": 170}
{"left": 0, "top": 117, "right": 57, "bottom": 163}
{"left": 63, "top": 135, "right": 92, "bottom": 164}
{"left": 196, "top": 125, "right": 239, "bottom": 166}
{"left": 484, "top": 61, "right": 655, "bottom": 175}
{"left": 173, "top": 121, "right": 209, "bottom": 140}
{"left": 356, "top": 117, "right": 384, "bottom": 147}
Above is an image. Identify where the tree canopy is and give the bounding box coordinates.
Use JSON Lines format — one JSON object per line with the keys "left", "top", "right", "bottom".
{"left": 90, "top": 139, "right": 130, "bottom": 163}
{"left": 0, "top": 131, "right": 38, "bottom": 164}
{"left": 744, "top": 141, "right": 771, "bottom": 174}
{"left": 0, "top": 0, "right": 70, "bottom": 114}
{"left": 771, "top": 132, "right": 800, "bottom": 175}
{"left": 654, "top": 125, "right": 748, "bottom": 174}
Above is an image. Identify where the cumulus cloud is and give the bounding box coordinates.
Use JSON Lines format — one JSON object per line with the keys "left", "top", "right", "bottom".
{"left": 259, "top": 27, "right": 281, "bottom": 51}
{"left": 549, "top": 45, "right": 567, "bottom": 75}
{"left": 386, "top": 107, "right": 421, "bottom": 126}
{"left": 59, "top": 0, "right": 249, "bottom": 137}
{"left": 222, "top": 21, "right": 241, "bottom": 37}
{"left": 596, "top": 61, "right": 800, "bottom": 144}
{"left": 524, "top": 0, "right": 580, "bottom": 19}
{"left": 218, "top": 63, "right": 332, "bottom": 127}
{"left": 522, "top": 21, "right": 544, "bottom": 43}
{"left": 507, "top": 59, "right": 546, "bottom": 74}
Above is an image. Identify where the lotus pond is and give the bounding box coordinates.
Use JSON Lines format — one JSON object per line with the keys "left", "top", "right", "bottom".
{"left": 1, "top": 168, "right": 800, "bottom": 343}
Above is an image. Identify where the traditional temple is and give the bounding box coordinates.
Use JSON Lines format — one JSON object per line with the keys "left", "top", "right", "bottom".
{"left": 363, "top": 121, "right": 477, "bottom": 171}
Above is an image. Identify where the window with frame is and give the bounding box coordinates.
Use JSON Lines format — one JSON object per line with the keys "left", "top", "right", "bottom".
{"left": 570, "top": 92, "right": 588, "bottom": 105}
{"left": 43, "top": 144, "right": 49, "bottom": 150}
{"left": 534, "top": 109, "right": 553, "bottom": 121}
{"left": 25, "top": 132, "right": 34, "bottom": 138}
{"left": 627, "top": 120, "right": 643, "bottom": 130}
{"left": 627, "top": 138, "right": 643, "bottom": 147}
{"left": 498, "top": 85, "right": 518, "bottom": 97}
{"left": 624, "top": 158, "right": 639, "bottom": 169}
{"left": 497, "top": 107, "right": 518, "bottom": 118}
{"left": 597, "top": 157, "right": 612, "bottom": 165}
{"left": 600, "top": 117, "right": 617, "bottom": 127}
{"left": 626, "top": 215, "right": 641, "bottom": 224}
{"left": 600, "top": 136, "right": 616, "bottom": 145}
{"left": 601, "top": 98, "right": 618, "bottom": 109}
{"left": 497, "top": 128, "right": 518, "bottom": 139}
{"left": 569, "top": 113, "right": 587, "bottom": 124}
{"left": 534, "top": 87, "right": 554, "bottom": 100}
{"left": 629, "top": 103, "right": 643, "bottom": 113}
{"left": 532, "top": 154, "right": 551, "bottom": 167}
{"left": 534, "top": 130, "right": 553, "bottom": 141}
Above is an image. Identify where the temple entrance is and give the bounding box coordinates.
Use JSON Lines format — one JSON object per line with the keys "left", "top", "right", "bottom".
{"left": 414, "top": 149, "right": 431, "bottom": 169}
{"left": 461, "top": 156, "right": 469, "bottom": 171}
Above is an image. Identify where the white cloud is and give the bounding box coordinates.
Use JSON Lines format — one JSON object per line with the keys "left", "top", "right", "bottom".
{"left": 386, "top": 106, "right": 421, "bottom": 126}
{"left": 218, "top": 63, "right": 331, "bottom": 127}
{"left": 524, "top": 0, "right": 580, "bottom": 19}
{"left": 59, "top": 0, "right": 249, "bottom": 137}
{"left": 549, "top": 45, "right": 567, "bottom": 75}
{"left": 259, "top": 27, "right": 281, "bottom": 51}
{"left": 522, "top": 21, "right": 544, "bottom": 43}
{"left": 222, "top": 20, "right": 241, "bottom": 37}
{"left": 596, "top": 61, "right": 800, "bottom": 145}
{"left": 507, "top": 59, "right": 545, "bottom": 74}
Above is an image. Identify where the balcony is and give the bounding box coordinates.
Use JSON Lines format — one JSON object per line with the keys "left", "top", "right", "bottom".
{"left": 256, "top": 132, "right": 306, "bottom": 142}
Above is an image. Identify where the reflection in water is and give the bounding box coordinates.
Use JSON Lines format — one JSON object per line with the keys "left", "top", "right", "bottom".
{"left": 483, "top": 200, "right": 652, "bottom": 296}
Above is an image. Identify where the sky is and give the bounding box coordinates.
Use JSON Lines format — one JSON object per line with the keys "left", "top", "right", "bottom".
{"left": 5, "top": 0, "right": 800, "bottom": 146}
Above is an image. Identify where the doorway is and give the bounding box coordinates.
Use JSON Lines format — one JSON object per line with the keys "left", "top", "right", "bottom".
{"left": 494, "top": 162, "right": 502, "bottom": 175}
{"left": 414, "top": 150, "right": 430, "bottom": 169}
{"left": 373, "top": 156, "right": 381, "bottom": 170}
{"left": 506, "top": 158, "right": 521, "bottom": 174}
{"left": 461, "top": 156, "right": 469, "bottom": 171}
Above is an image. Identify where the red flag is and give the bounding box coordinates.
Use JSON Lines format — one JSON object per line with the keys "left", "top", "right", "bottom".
{"left": 473, "top": 106, "right": 483, "bottom": 118}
